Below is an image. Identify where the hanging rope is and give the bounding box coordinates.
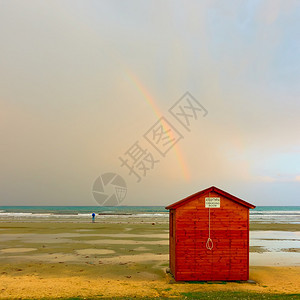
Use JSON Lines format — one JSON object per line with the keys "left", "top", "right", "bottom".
{"left": 206, "top": 194, "right": 213, "bottom": 250}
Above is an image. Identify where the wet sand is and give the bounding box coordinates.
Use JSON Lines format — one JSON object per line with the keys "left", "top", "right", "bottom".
{"left": 0, "top": 220, "right": 299, "bottom": 299}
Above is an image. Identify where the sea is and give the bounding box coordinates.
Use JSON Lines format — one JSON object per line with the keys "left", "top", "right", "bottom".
{"left": 0, "top": 206, "right": 299, "bottom": 224}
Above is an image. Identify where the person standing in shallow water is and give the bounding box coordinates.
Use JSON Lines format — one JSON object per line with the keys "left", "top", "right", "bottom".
{"left": 92, "top": 212, "right": 95, "bottom": 223}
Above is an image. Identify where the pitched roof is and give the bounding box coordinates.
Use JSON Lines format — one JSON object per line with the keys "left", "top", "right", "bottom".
{"left": 165, "top": 186, "right": 256, "bottom": 210}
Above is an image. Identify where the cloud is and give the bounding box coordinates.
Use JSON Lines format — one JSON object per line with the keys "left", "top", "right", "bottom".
{"left": 257, "top": 175, "right": 300, "bottom": 183}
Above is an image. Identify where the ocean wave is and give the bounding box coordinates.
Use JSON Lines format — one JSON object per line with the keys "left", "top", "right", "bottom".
{"left": 0, "top": 212, "right": 53, "bottom": 217}
{"left": 0, "top": 207, "right": 298, "bottom": 222}
{"left": 251, "top": 211, "right": 300, "bottom": 215}
{"left": 133, "top": 213, "right": 168, "bottom": 217}
{"left": 251, "top": 214, "right": 300, "bottom": 217}
{"left": 0, "top": 212, "right": 169, "bottom": 218}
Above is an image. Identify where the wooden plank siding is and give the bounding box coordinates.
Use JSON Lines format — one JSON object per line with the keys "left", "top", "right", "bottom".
{"left": 166, "top": 186, "right": 255, "bottom": 281}
{"left": 169, "top": 210, "right": 176, "bottom": 275}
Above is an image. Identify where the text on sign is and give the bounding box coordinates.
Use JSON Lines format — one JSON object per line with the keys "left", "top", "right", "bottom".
{"left": 205, "top": 197, "right": 220, "bottom": 208}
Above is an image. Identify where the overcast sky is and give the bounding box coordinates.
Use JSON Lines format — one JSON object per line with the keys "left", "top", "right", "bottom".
{"left": 0, "top": 0, "right": 299, "bottom": 206}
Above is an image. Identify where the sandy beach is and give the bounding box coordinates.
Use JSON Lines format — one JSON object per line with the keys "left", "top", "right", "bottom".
{"left": 0, "top": 217, "right": 299, "bottom": 299}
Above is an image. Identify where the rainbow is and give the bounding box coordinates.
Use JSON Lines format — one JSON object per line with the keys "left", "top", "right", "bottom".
{"left": 126, "top": 71, "right": 190, "bottom": 181}
{"left": 45, "top": 2, "right": 190, "bottom": 181}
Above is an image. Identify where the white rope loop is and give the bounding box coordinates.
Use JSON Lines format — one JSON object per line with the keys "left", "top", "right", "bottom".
{"left": 206, "top": 238, "right": 213, "bottom": 250}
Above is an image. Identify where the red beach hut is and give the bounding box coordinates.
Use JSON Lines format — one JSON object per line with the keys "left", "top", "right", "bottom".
{"left": 165, "top": 186, "right": 255, "bottom": 281}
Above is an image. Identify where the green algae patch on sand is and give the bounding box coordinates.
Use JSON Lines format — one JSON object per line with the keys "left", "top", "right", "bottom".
{"left": 180, "top": 291, "right": 300, "bottom": 299}
{"left": 250, "top": 246, "right": 270, "bottom": 253}
{"left": 250, "top": 223, "right": 300, "bottom": 231}
{"left": 0, "top": 257, "right": 166, "bottom": 281}
{"left": 281, "top": 248, "right": 300, "bottom": 253}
